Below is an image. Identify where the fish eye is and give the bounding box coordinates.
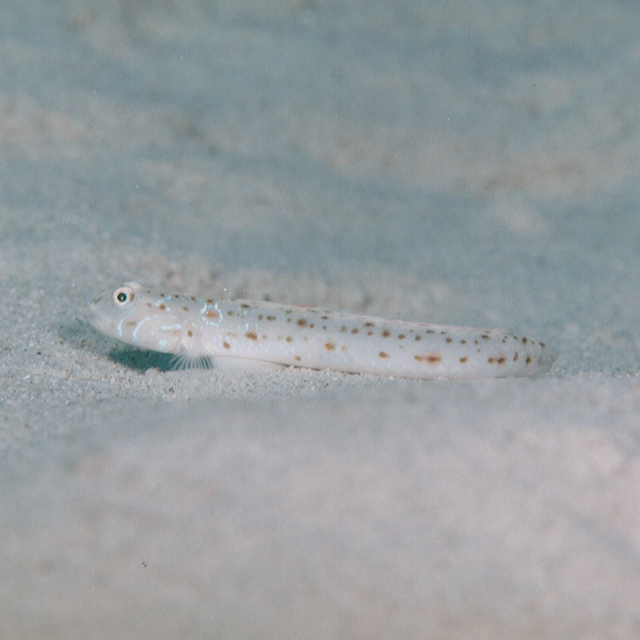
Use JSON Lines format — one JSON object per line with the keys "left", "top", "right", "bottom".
{"left": 114, "top": 286, "right": 134, "bottom": 306}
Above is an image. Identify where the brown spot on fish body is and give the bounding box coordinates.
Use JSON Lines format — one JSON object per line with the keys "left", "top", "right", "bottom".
{"left": 526, "top": 356, "right": 532, "bottom": 364}
{"left": 240, "top": 304, "right": 250, "bottom": 309}
{"left": 481, "top": 334, "right": 490, "bottom": 340}
{"left": 245, "top": 332, "right": 258, "bottom": 340}
{"left": 497, "top": 357, "right": 506, "bottom": 364}
{"left": 257, "top": 314, "right": 263, "bottom": 320}
{"left": 513, "top": 352, "right": 519, "bottom": 361}
{"left": 183, "top": 306, "right": 190, "bottom": 312}
{"left": 159, "top": 304, "right": 166, "bottom": 311}
{"left": 206, "top": 299, "right": 213, "bottom": 304}
{"left": 294, "top": 356, "right": 301, "bottom": 362}
{"left": 445, "top": 337, "right": 453, "bottom": 343}
{"left": 187, "top": 330, "right": 193, "bottom": 337}
{"left": 223, "top": 341, "right": 230, "bottom": 349}
{"left": 297, "top": 318, "right": 307, "bottom": 326}
{"left": 266, "top": 315, "right": 276, "bottom": 321}
{"left": 414, "top": 335, "right": 421, "bottom": 341}
{"left": 351, "top": 328, "right": 359, "bottom": 334}
{"left": 340, "top": 326, "right": 348, "bottom": 333}
{"left": 325, "top": 342, "right": 335, "bottom": 351}
{"left": 415, "top": 354, "right": 442, "bottom": 364}
{"left": 205, "top": 310, "right": 220, "bottom": 321}
{"left": 382, "top": 330, "right": 390, "bottom": 337}
{"left": 364, "top": 322, "right": 374, "bottom": 327}
{"left": 379, "top": 351, "right": 389, "bottom": 358}
{"left": 286, "top": 336, "right": 293, "bottom": 342}
{"left": 459, "top": 356, "right": 468, "bottom": 363}
{"left": 398, "top": 334, "right": 405, "bottom": 339}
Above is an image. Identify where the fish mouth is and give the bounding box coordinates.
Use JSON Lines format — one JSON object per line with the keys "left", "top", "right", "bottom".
{"left": 87, "top": 293, "right": 108, "bottom": 330}
{"left": 86, "top": 310, "right": 114, "bottom": 335}
{"left": 86, "top": 304, "right": 100, "bottom": 330}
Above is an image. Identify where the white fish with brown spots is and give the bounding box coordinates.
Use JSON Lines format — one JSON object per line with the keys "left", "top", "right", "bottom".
{"left": 88, "top": 281, "right": 557, "bottom": 380}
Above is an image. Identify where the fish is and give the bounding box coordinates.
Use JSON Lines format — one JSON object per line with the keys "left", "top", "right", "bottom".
{"left": 88, "top": 281, "right": 557, "bottom": 379}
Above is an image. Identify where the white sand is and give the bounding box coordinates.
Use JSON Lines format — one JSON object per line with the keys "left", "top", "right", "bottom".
{"left": 2, "top": 1, "right": 640, "bottom": 637}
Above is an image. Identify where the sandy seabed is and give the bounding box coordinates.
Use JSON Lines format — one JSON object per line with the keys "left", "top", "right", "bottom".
{"left": 2, "top": 1, "right": 640, "bottom": 638}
